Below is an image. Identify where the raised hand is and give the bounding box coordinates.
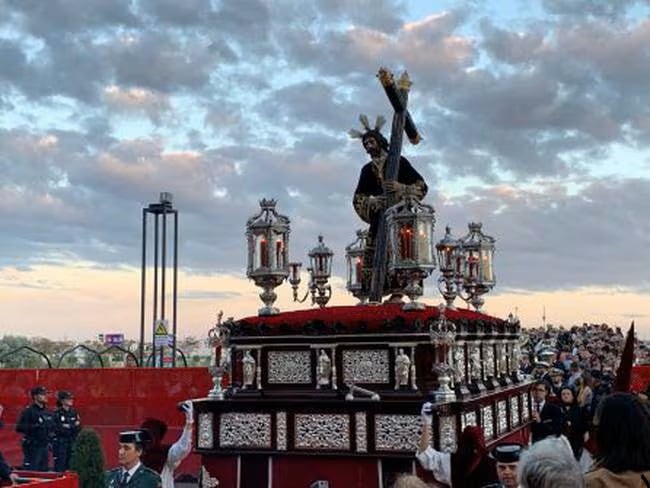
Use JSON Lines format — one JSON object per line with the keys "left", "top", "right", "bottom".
{"left": 421, "top": 401, "right": 433, "bottom": 426}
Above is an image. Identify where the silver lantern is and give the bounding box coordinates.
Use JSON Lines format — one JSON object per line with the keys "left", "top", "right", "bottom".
{"left": 456, "top": 222, "right": 496, "bottom": 311}
{"left": 385, "top": 193, "right": 436, "bottom": 310}
{"left": 245, "top": 199, "right": 290, "bottom": 315}
{"left": 289, "top": 235, "right": 334, "bottom": 308}
{"left": 345, "top": 230, "right": 369, "bottom": 305}
{"left": 436, "top": 226, "right": 461, "bottom": 309}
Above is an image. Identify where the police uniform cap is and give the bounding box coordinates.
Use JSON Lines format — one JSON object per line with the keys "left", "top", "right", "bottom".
{"left": 533, "top": 361, "right": 549, "bottom": 369}
{"left": 538, "top": 349, "right": 557, "bottom": 359}
{"left": 30, "top": 385, "right": 47, "bottom": 396}
{"left": 550, "top": 367, "right": 564, "bottom": 376}
{"left": 119, "top": 430, "right": 151, "bottom": 444}
{"left": 57, "top": 390, "right": 73, "bottom": 401}
{"left": 490, "top": 443, "right": 523, "bottom": 463}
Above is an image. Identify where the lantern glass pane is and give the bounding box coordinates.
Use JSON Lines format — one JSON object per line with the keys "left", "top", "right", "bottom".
{"left": 467, "top": 251, "right": 479, "bottom": 279}
{"left": 353, "top": 256, "right": 362, "bottom": 285}
{"left": 273, "top": 231, "right": 284, "bottom": 269}
{"left": 480, "top": 249, "right": 493, "bottom": 282}
{"left": 253, "top": 234, "right": 266, "bottom": 269}
{"left": 398, "top": 223, "right": 414, "bottom": 260}
{"left": 417, "top": 220, "right": 433, "bottom": 263}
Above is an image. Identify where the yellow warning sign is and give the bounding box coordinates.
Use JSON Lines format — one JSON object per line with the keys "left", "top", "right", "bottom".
{"left": 155, "top": 320, "right": 168, "bottom": 336}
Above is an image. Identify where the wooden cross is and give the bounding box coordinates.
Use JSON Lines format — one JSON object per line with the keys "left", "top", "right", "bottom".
{"left": 368, "top": 67, "right": 421, "bottom": 303}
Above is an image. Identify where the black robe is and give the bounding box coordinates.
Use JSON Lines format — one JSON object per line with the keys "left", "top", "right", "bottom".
{"left": 352, "top": 155, "right": 427, "bottom": 293}
{"left": 353, "top": 155, "right": 427, "bottom": 236}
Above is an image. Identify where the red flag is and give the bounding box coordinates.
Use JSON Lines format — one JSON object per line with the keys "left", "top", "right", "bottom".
{"left": 614, "top": 322, "right": 635, "bottom": 393}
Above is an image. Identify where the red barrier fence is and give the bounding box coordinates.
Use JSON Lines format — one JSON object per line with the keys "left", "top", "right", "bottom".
{"left": 0, "top": 368, "right": 213, "bottom": 478}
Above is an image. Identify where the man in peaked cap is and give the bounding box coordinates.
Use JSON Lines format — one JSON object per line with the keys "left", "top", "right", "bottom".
{"left": 548, "top": 367, "right": 566, "bottom": 398}
{"left": 105, "top": 430, "right": 161, "bottom": 488}
{"left": 15, "top": 385, "right": 54, "bottom": 471}
{"left": 482, "top": 443, "right": 524, "bottom": 488}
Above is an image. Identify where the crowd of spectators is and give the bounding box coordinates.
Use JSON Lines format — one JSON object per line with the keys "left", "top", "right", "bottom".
{"left": 410, "top": 322, "right": 650, "bottom": 488}
{"left": 519, "top": 323, "right": 629, "bottom": 420}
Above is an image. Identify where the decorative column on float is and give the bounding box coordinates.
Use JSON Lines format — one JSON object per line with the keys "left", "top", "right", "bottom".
{"left": 468, "top": 341, "right": 487, "bottom": 393}
{"left": 246, "top": 199, "right": 291, "bottom": 316}
{"left": 429, "top": 305, "right": 456, "bottom": 402}
{"left": 385, "top": 192, "right": 436, "bottom": 311}
{"left": 207, "top": 311, "right": 230, "bottom": 400}
{"left": 482, "top": 339, "right": 498, "bottom": 390}
{"left": 496, "top": 340, "right": 511, "bottom": 386}
{"left": 452, "top": 339, "right": 470, "bottom": 398}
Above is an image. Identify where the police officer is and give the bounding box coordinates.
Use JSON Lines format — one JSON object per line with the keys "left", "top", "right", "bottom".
{"left": 105, "top": 430, "right": 161, "bottom": 488}
{"left": 15, "top": 385, "right": 54, "bottom": 471}
{"left": 52, "top": 391, "right": 81, "bottom": 472}
{"left": 482, "top": 443, "right": 523, "bottom": 488}
{"left": 1, "top": 404, "right": 19, "bottom": 484}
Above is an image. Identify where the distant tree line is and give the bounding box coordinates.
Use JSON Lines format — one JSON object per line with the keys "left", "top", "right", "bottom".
{"left": 0, "top": 335, "right": 210, "bottom": 368}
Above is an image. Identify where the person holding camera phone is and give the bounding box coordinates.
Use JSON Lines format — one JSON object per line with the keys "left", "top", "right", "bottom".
{"left": 140, "top": 401, "right": 194, "bottom": 488}
{"left": 416, "top": 401, "right": 499, "bottom": 487}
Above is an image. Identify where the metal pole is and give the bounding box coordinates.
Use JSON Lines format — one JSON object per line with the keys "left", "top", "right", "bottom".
{"left": 172, "top": 210, "right": 178, "bottom": 367}
{"left": 161, "top": 207, "right": 167, "bottom": 367}
{"left": 161, "top": 207, "right": 167, "bottom": 320}
{"left": 139, "top": 209, "right": 147, "bottom": 367}
{"left": 153, "top": 213, "right": 159, "bottom": 367}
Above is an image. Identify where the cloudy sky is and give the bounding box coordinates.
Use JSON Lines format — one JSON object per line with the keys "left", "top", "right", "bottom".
{"left": 1, "top": 0, "right": 649, "bottom": 341}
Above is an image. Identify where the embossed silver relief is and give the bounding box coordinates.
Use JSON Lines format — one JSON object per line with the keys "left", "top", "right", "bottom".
{"left": 394, "top": 347, "right": 411, "bottom": 389}
{"left": 461, "top": 410, "right": 477, "bottom": 430}
{"left": 521, "top": 392, "right": 530, "bottom": 422}
{"left": 342, "top": 349, "right": 390, "bottom": 384}
{"left": 294, "top": 414, "right": 350, "bottom": 450}
{"left": 317, "top": 349, "right": 332, "bottom": 388}
{"left": 375, "top": 415, "right": 421, "bottom": 452}
{"left": 198, "top": 412, "right": 214, "bottom": 449}
{"left": 510, "top": 396, "right": 520, "bottom": 427}
{"left": 242, "top": 350, "right": 256, "bottom": 389}
{"left": 355, "top": 412, "right": 367, "bottom": 453}
{"left": 330, "top": 346, "right": 338, "bottom": 390}
{"left": 483, "top": 342, "right": 495, "bottom": 377}
{"left": 410, "top": 347, "right": 418, "bottom": 390}
{"left": 497, "top": 342, "right": 508, "bottom": 375}
{"left": 267, "top": 350, "right": 312, "bottom": 384}
{"left": 452, "top": 342, "right": 466, "bottom": 384}
{"left": 469, "top": 344, "right": 482, "bottom": 380}
{"left": 513, "top": 338, "right": 524, "bottom": 379}
{"left": 497, "top": 400, "right": 508, "bottom": 434}
{"left": 276, "top": 412, "right": 287, "bottom": 451}
{"left": 438, "top": 415, "right": 457, "bottom": 453}
{"left": 219, "top": 413, "right": 271, "bottom": 448}
{"left": 481, "top": 405, "right": 494, "bottom": 440}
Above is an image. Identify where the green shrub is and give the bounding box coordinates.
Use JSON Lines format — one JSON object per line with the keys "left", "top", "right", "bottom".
{"left": 70, "top": 428, "right": 106, "bottom": 488}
